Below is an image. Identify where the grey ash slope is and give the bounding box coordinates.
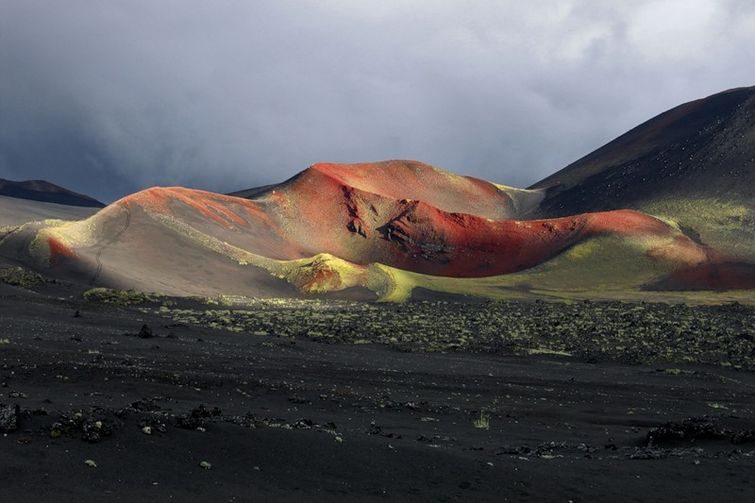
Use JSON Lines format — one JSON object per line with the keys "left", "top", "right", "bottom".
{"left": 0, "top": 179, "right": 103, "bottom": 228}
{"left": 530, "top": 86, "right": 755, "bottom": 217}
{"left": 0, "top": 196, "right": 99, "bottom": 228}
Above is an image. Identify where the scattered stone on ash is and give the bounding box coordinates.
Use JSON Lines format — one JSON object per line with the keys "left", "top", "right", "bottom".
{"left": 645, "top": 417, "right": 726, "bottom": 447}
{"left": 367, "top": 421, "right": 401, "bottom": 439}
{"left": 50, "top": 412, "right": 113, "bottom": 443}
{"left": 368, "top": 422, "right": 383, "bottom": 435}
{"left": 193, "top": 404, "right": 221, "bottom": 418}
{"left": 627, "top": 447, "right": 670, "bottom": 460}
{"left": 288, "top": 396, "right": 310, "bottom": 405}
{"left": 292, "top": 418, "right": 314, "bottom": 429}
{"left": 139, "top": 417, "right": 167, "bottom": 435}
{"left": 731, "top": 430, "right": 755, "bottom": 444}
{"left": 130, "top": 398, "right": 163, "bottom": 412}
{"left": 0, "top": 403, "right": 20, "bottom": 432}
{"left": 645, "top": 416, "right": 755, "bottom": 447}
{"left": 176, "top": 415, "right": 204, "bottom": 430}
{"left": 175, "top": 404, "right": 222, "bottom": 430}
{"left": 138, "top": 324, "right": 154, "bottom": 339}
{"left": 82, "top": 419, "right": 110, "bottom": 443}
{"left": 226, "top": 412, "right": 259, "bottom": 429}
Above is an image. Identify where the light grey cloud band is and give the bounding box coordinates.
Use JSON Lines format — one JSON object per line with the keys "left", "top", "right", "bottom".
{"left": 1, "top": 0, "right": 753, "bottom": 201}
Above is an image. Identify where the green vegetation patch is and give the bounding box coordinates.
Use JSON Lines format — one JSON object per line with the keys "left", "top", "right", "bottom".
{"left": 83, "top": 287, "right": 165, "bottom": 306}
{"left": 149, "top": 298, "right": 755, "bottom": 368}
{"left": 0, "top": 266, "right": 45, "bottom": 288}
{"left": 639, "top": 197, "right": 755, "bottom": 261}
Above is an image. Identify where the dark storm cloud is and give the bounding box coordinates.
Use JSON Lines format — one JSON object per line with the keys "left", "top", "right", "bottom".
{"left": 1, "top": 0, "right": 754, "bottom": 201}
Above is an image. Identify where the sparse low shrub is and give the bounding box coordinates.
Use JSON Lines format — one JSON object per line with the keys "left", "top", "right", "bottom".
{"left": 150, "top": 298, "right": 755, "bottom": 368}
{"left": 0, "top": 266, "right": 44, "bottom": 288}
{"left": 83, "top": 287, "right": 161, "bottom": 306}
{"left": 473, "top": 410, "right": 490, "bottom": 430}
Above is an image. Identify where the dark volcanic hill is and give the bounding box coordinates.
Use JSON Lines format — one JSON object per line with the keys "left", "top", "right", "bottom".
{"left": 531, "top": 86, "right": 755, "bottom": 216}
{"left": 0, "top": 178, "right": 104, "bottom": 208}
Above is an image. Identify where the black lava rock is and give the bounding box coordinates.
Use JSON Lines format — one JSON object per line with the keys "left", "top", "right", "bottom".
{"left": 0, "top": 403, "right": 19, "bottom": 432}
{"left": 138, "top": 324, "right": 154, "bottom": 339}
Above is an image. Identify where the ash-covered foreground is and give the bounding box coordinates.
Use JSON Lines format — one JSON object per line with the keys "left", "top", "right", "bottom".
{"left": 1, "top": 284, "right": 754, "bottom": 502}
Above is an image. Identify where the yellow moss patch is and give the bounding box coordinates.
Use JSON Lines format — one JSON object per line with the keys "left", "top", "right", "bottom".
{"left": 366, "top": 264, "right": 414, "bottom": 302}
{"left": 563, "top": 240, "right": 599, "bottom": 260}
{"left": 152, "top": 214, "right": 376, "bottom": 296}
{"left": 639, "top": 197, "right": 755, "bottom": 261}
{"left": 274, "top": 253, "right": 370, "bottom": 294}
{"left": 28, "top": 209, "right": 116, "bottom": 265}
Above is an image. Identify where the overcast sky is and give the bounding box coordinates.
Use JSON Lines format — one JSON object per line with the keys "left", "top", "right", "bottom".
{"left": 1, "top": 0, "right": 754, "bottom": 202}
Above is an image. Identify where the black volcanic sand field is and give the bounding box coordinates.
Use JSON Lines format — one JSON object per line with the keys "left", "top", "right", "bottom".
{"left": 1, "top": 283, "right": 754, "bottom": 502}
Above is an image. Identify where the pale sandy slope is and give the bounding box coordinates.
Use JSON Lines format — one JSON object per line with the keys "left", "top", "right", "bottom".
{"left": 0, "top": 195, "right": 98, "bottom": 227}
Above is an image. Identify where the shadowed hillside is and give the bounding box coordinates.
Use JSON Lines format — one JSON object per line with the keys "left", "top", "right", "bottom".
{"left": 0, "top": 196, "right": 99, "bottom": 228}
{"left": 0, "top": 178, "right": 104, "bottom": 208}
{"left": 530, "top": 86, "right": 755, "bottom": 286}
{"left": 531, "top": 86, "right": 755, "bottom": 213}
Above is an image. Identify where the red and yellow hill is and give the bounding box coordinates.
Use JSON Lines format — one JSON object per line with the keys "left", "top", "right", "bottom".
{"left": 3, "top": 159, "right": 746, "bottom": 302}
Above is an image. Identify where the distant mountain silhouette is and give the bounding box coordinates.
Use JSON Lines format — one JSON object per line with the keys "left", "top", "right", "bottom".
{"left": 227, "top": 184, "right": 277, "bottom": 199}
{"left": 0, "top": 178, "right": 104, "bottom": 208}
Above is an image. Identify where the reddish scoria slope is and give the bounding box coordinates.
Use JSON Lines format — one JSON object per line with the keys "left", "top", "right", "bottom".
{"left": 299, "top": 161, "right": 516, "bottom": 219}
{"left": 114, "top": 186, "right": 304, "bottom": 260}
{"left": 9, "top": 160, "right": 714, "bottom": 296}
{"left": 248, "top": 161, "right": 707, "bottom": 277}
